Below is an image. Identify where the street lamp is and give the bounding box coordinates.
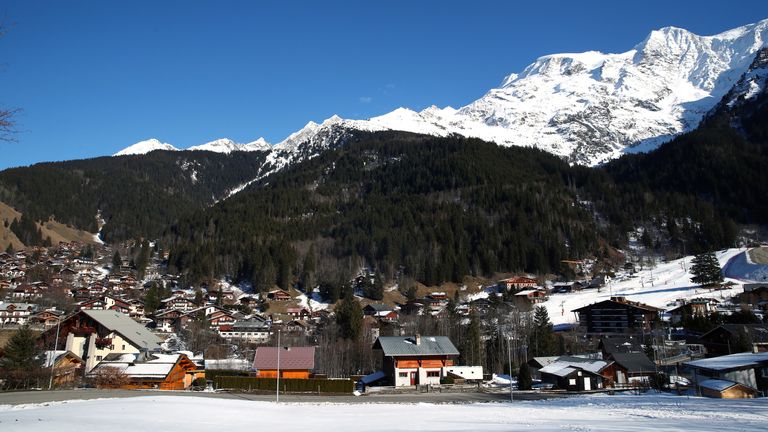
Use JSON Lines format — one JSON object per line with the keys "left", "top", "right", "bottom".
{"left": 275, "top": 329, "right": 281, "bottom": 403}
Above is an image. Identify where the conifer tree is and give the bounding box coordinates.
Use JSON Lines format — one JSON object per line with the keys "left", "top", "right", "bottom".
{"left": 0, "top": 327, "right": 43, "bottom": 389}
{"left": 111, "top": 250, "right": 122, "bottom": 272}
{"left": 690, "top": 251, "right": 723, "bottom": 286}
{"left": 529, "top": 306, "right": 557, "bottom": 357}
{"left": 517, "top": 363, "right": 532, "bottom": 390}
{"left": 335, "top": 292, "right": 362, "bottom": 341}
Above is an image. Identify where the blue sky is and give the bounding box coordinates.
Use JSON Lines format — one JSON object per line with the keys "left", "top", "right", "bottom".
{"left": 0, "top": 1, "right": 766, "bottom": 169}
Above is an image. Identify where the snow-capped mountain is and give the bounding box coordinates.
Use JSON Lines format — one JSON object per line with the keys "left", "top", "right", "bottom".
{"left": 267, "top": 19, "right": 768, "bottom": 166}
{"left": 113, "top": 138, "right": 178, "bottom": 156}
{"left": 188, "top": 137, "right": 272, "bottom": 153}
{"left": 721, "top": 46, "right": 768, "bottom": 109}
{"left": 115, "top": 137, "right": 272, "bottom": 156}
{"left": 115, "top": 19, "right": 768, "bottom": 169}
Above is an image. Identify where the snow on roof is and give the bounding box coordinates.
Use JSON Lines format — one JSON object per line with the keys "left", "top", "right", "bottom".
{"left": 205, "top": 358, "right": 251, "bottom": 371}
{"left": 374, "top": 336, "right": 459, "bottom": 357}
{"left": 685, "top": 351, "right": 768, "bottom": 371}
{"left": 539, "top": 356, "right": 609, "bottom": 376}
{"left": 698, "top": 378, "right": 751, "bottom": 392}
{"left": 91, "top": 353, "right": 188, "bottom": 379}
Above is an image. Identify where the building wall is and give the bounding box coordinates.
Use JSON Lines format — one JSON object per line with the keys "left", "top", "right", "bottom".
{"left": 701, "top": 385, "right": 756, "bottom": 399}
{"left": 256, "top": 369, "right": 310, "bottom": 379}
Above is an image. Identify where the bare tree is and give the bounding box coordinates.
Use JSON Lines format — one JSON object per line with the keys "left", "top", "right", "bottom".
{"left": 0, "top": 24, "right": 19, "bottom": 142}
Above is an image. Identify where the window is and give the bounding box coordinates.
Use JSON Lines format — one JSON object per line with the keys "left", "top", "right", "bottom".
{"left": 399, "top": 372, "right": 408, "bottom": 378}
{"left": 96, "top": 356, "right": 103, "bottom": 361}
{"left": 569, "top": 379, "right": 576, "bottom": 386}
{"left": 427, "top": 371, "right": 440, "bottom": 378}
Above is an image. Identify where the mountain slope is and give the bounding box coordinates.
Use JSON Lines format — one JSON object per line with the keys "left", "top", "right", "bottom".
{"left": 256, "top": 19, "right": 768, "bottom": 169}
{"left": 0, "top": 150, "right": 269, "bottom": 242}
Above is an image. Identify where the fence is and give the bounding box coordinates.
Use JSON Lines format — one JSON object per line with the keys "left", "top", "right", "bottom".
{"left": 215, "top": 376, "right": 354, "bottom": 394}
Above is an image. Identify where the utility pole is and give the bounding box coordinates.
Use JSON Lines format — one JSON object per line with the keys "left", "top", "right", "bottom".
{"left": 48, "top": 317, "right": 61, "bottom": 390}
{"left": 507, "top": 335, "right": 513, "bottom": 401}
{"left": 276, "top": 329, "right": 281, "bottom": 403}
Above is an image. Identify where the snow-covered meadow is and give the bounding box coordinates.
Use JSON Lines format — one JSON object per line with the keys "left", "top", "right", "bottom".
{"left": 0, "top": 394, "right": 766, "bottom": 431}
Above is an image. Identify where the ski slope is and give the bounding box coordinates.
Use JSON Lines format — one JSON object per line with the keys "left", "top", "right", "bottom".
{"left": 543, "top": 248, "right": 748, "bottom": 326}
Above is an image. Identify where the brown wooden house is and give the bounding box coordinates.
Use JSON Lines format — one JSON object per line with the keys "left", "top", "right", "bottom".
{"left": 572, "top": 296, "right": 662, "bottom": 334}
{"left": 253, "top": 346, "right": 315, "bottom": 379}
{"left": 373, "top": 335, "right": 459, "bottom": 387}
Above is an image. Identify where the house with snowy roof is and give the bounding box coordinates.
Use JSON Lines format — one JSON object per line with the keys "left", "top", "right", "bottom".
{"left": 373, "top": 335, "right": 460, "bottom": 387}
{"left": 87, "top": 352, "right": 198, "bottom": 390}
{"left": 538, "top": 356, "right": 612, "bottom": 391}
{"left": 685, "top": 349, "right": 768, "bottom": 397}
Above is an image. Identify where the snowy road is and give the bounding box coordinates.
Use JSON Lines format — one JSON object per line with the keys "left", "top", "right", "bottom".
{"left": 0, "top": 393, "right": 765, "bottom": 431}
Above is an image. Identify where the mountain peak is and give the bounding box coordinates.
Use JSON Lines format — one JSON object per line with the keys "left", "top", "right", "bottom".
{"left": 114, "top": 138, "right": 178, "bottom": 156}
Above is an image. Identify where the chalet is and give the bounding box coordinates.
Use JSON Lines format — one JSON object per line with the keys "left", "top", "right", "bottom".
{"left": 218, "top": 319, "right": 271, "bottom": 343}
{"left": 284, "top": 319, "right": 311, "bottom": 336}
{"left": 610, "top": 352, "right": 657, "bottom": 386}
{"left": 498, "top": 276, "right": 538, "bottom": 292}
{"left": 154, "top": 309, "right": 185, "bottom": 333}
{"left": 0, "top": 302, "right": 38, "bottom": 325}
{"left": 698, "top": 324, "right": 768, "bottom": 357}
{"left": 238, "top": 295, "right": 260, "bottom": 309}
{"left": 267, "top": 289, "right": 292, "bottom": 301}
{"left": 87, "top": 352, "right": 198, "bottom": 390}
{"left": 599, "top": 335, "right": 644, "bottom": 357}
{"left": 538, "top": 356, "right": 611, "bottom": 391}
{"left": 685, "top": 350, "right": 768, "bottom": 397}
{"left": 161, "top": 296, "right": 197, "bottom": 312}
{"left": 12, "top": 284, "right": 43, "bottom": 301}
{"left": 286, "top": 307, "right": 311, "bottom": 319}
{"left": 667, "top": 298, "right": 719, "bottom": 325}
{"left": 515, "top": 288, "right": 548, "bottom": 304}
{"left": 40, "top": 309, "right": 163, "bottom": 372}
{"left": 30, "top": 309, "right": 64, "bottom": 328}
{"left": 572, "top": 297, "right": 662, "bottom": 334}
{"left": 551, "top": 282, "right": 584, "bottom": 294}
{"left": 363, "top": 303, "right": 394, "bottom": 317}
{"left": 208, "top": 309, "right": 237, "bottom": 329}
{"left": 253, "top": 346, "right": 315, "bottom": 379}
{"left": 739, "top": 284, "right": 768, "bottom": 312}
{"left": 42, "top": 350, "right": 85, "bottom": 388}
{"left": 373, "top": 335, "right": 459, "bottom": 387}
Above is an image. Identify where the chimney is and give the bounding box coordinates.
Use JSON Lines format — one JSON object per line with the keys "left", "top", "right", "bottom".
{"left": 415, "top": 334, "right": 421, "bottom": 345}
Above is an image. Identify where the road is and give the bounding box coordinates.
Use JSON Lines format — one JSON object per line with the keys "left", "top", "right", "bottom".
{"left": 0, "top": 388, "right": 564, "bottom": 406}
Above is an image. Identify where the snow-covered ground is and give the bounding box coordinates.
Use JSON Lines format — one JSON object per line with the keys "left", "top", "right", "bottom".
{"left": 543, "top": 248, "right": 749, "bottom": 325}
{"left": 0, "top": 394, "right": 765, "bottom": 431}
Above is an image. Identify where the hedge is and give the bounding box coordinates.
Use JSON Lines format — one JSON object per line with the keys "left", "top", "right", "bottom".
{"left": 215, "top": 376, "right": 354, "bottom": 394}
{"left": 205, "top": 369, "right": 252, "bottom": 381}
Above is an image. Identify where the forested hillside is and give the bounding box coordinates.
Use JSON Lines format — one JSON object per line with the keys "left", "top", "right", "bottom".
{"left": 0, "top": 150, "right": 268, "bottom": 242}
{"left": 165, "top": 130, "right": 744, "bottom": 291}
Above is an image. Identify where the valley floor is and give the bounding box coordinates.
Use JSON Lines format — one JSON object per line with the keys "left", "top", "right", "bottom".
{"left": 0, "top": 392, "right": 765, "bottom": 431}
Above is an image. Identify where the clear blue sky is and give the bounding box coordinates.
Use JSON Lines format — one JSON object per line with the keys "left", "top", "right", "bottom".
{"left": 0, "top": 1, "right": 766, "bottom": 169}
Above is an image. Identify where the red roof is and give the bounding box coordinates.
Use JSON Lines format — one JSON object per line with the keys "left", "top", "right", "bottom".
{"left": 253, "top": 346, "right": 315, "bottom": 370}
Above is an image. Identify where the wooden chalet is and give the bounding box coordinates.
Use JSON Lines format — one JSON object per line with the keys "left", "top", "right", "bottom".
{"left": 686, "top": 350, "right": 768, "bottom": 397}
{"left": 253, "top": 346, "right": 315, "bottom": 379}
{"left": 43, "top": 350, "right": 85, "bottom": 388}
{"left": 698, "top": 324, "right": 768, "bottom": 357}
{"left": 538, "top": 356, "right": 612, "bottom": 391}
{"left": 572, "top": 296, "right": 662, "bottom": 334}
{"left": 373, "top": 335, "right": 459, "bottom": 387}
{"left": 88, "top": 352, "right": 199, "bottom": 390}
{"left": 498, "top": 276, "right": 538, "bottom": 292}
{"left": 699, "top": 379, "right": 758, "bottom": 399}
{"left": 267, "top": 289, "right": 292, "bottom": 301}
{"left": 40, "top": 309, "right": 163, "bottom": 372}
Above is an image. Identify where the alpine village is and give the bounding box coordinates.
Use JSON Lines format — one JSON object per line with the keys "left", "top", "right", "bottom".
{"left": 2, "top": 9, "right": 768, "bottom": 429}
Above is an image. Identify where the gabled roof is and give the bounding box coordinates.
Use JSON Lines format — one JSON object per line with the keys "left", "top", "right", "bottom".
{"left": 373, "top": 336, "right": 459, "bottom": 357}
{"left": 253, "top": 346, "right": 315, "bottom": 370}
{"left": 685, "top": 351, "right": 768, "bottom": 372}
{"left": 89, "top": 353, "right": 194, "bottom": 379}
{"left": 539, "top": 356, "right": 610, "bottom": 376}
{"left": 610, "top": 352, "right": 656, "bottom": 373}
{"left": 698, "top": 378, "right": 756, "bottom": 393}
{"left": 80, "top": 309, "right": 163, "bottom": 351}
{"left": 572, "top": 297, "right": 663, "bottom": 313}
{"left": 700, "top": 324, "right": 768, "bottom": 343}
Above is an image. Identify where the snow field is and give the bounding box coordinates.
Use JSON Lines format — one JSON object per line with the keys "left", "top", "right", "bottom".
{"left": 0, "top": 393, "right": 765, "bottom": 431}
